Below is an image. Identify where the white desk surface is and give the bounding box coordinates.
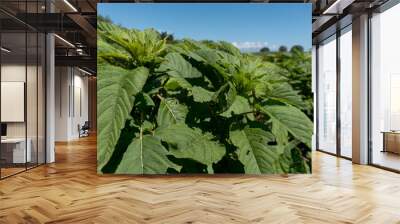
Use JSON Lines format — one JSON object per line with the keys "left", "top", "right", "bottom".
{"left": 1, "top": 138, "right": 27, "bottom": 143}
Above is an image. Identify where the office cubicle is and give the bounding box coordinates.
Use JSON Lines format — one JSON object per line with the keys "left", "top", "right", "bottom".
{"left": 0, "top": 1, "right": 46, "bottom": 179}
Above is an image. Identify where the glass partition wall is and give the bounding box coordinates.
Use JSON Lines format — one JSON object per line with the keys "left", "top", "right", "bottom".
{"left": 0, "top": 3, "right": 46, "bottom": 179}
{"left": 0, "top": 31, "right": 27, "bottom": 177}
{"left": 316, "top": 25, "right": 352, "bottom": 159}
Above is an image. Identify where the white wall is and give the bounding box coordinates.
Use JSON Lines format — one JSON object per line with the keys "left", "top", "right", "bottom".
{"left": 73, "top": 73, "right": 89, "bottom": 137}
{"left": 55, "top": 66, "right": 70, "bottom": 141}
{"left": 55, "top": 67, "right": 89, "bottom": 141}
{"left": 1, "top": 65, "right": 26, "bottom": 139}
{"left": 1, "top": 65, "right": 38, "bottom": 137}
{"left": 1, "top": 64, "right": 25, "bottom": 82}
{"left": 1, "top": 63, "right": 46, "bottom": 164}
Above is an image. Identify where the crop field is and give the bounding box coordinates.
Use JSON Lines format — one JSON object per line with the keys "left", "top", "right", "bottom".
{"left": 97, "top": 19, "right": 313, "bottom": 174}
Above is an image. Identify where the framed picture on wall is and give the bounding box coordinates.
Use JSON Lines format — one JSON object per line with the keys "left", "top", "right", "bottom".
{"left": 97, "top": 3, "right": 313, "bottom": 175}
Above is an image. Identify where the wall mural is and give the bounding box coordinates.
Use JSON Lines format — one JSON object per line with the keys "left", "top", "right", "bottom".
{"left": 97, "top": 3, "right": 313, "bottom": 174}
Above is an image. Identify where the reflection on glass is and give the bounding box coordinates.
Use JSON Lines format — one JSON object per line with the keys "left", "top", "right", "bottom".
{"left": 318, "top": 35, "right": 337, "bottom": 154}
{"left": 0, "top": 0, "right": 47, "bottom": 179}
{"left": 1, "top": 31, "right": 27, "bottom": 177}
{"left": 371, "top": 3, "right": 400, "bottom": 171}
{"left": 38, "top": 33, "right": 46, "bottom": 165}
{"left": 340, "top": 27, "right": 352, "bottom": 158}
{"left": 27, "top": 31, "right": 38, "bottom": 169}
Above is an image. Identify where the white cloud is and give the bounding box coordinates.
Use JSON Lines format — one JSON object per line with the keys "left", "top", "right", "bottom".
{"left": 231, "top": 41, "right": 269, "bottom": 52}
{"left": 271, "top": 44, "right": 278, "bottom": 51}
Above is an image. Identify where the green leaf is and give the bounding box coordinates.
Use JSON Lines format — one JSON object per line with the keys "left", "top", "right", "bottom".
{"left": 98, "top": 22, "right": 166, "bottom": 66}
{"left": 164, "top": 79, "right": 214, "bottom": 103}
{"left": 196, "top": 49, "right": 229, "bottom": 78}
{"left": 135, "top": 92, "right": 155, "bottom": 108}
{"left": 158, "top": 52, "right": 202, "bottom": 78}
{"left": 218, "top": 41, "right": 241, "bottom": 56}
{"left": 155, "top": 123, "right": 225, "bottom": 172}
{"left": 191, "top": 86, "right": 214, "bottom": 102}
{"left": 98, "top": 66, "right": 149, "bottom": 172}
{"left": 261, "top": 62, "right": 290, "bottom": 81}
{"left": 218, "top": 51, "right": 241, "bottom": 69}
{"left": 168, "top": 42, "right": 205, "bottom": 62}
{"left": 212, "top": 82, "right": 237, "bottom": 112}
{"left": 220, "top": 95, "right": 251, "bottom": 118}
{"left": 116, "top": 135, "right": 180, "bottom": 174}
{"left": 271, "top": 120, "right": 288, "bottom": 145}
{"left": 164, "top": 77, "right": 192, "bottom": 91}
{"left": 98, "top": 38, "right": 132, "bottom": 68}
{"left": 276, "top": 140, "right": 310, "bottom": 173}
{"left": 141, "top": 120, "right": 154, "bottom": 132}
{"left": 268, "top": 83, "right": 306, "bottom": 108}
{"left": 156, "top": 97, "right": 188, "bottom": 127}
{"left": 195, "top": 49, "right": 220, "bottom": 65}
{"left": 230, "top": 128, "right": 278, "bottom": 174}
{"left": 259, "top": 105, "right": 313, "bottom": 147}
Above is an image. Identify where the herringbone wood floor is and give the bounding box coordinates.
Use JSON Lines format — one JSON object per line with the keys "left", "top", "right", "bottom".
{"left": 1, "top": 135, "right": 400, "bottom": 224}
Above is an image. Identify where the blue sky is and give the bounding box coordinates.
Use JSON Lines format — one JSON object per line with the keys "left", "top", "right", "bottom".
{"left": 98, "top": 3, "right": 311, "bottom": 52}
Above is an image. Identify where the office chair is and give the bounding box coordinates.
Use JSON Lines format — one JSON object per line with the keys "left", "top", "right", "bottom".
{"left": 79, "top": 121, "right": 90, "bottom": 138}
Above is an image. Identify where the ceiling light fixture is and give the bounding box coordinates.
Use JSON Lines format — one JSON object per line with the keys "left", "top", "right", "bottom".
{"left": 322, "top": 0, "right": 354, "bottom": 15}
{"left": 1, "top": 47, "right": 11, "bottom": 53}
{"left": 63, "top": 0, "right": 78, "bottom": 12}
{"left": 78, "top": 67, "right": 92, "bottom": 76}
{"left": 54, "top": 34, "right": 75, "bottom": 48}
{"left": 323, "top": 0, "right": 341, "bottom": 14}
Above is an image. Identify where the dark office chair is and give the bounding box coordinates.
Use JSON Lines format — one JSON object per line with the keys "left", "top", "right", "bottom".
{"left": 79, "top": 121, "right": 90, "bottom": 138}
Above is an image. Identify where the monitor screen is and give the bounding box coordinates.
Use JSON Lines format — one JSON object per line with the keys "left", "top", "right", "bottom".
{"left": 1, "top": 123, "right": 7, "bottom": 137}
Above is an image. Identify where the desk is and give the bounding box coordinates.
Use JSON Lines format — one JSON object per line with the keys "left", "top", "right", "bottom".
{"left": 1, "top": 138, "right": 31, "bottom": 163}
{"left": 382, "top": 131, "right": 400, "bottom": 154}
